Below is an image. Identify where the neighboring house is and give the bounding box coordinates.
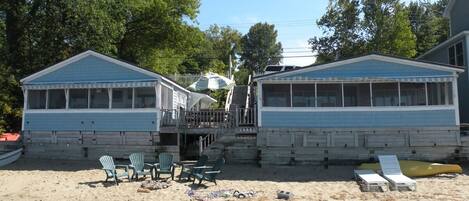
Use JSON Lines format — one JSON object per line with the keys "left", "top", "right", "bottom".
{"left": 20, "top": 50, "right": 208, "bottom": 160}
{"left": 418, "top": 0, "right": 469, "bottom": 123}
{"left": 253, "top": 54, "right": 463, "bottom": 164}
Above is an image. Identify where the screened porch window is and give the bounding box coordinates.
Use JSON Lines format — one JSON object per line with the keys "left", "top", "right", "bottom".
{"left": 343, "top": 83, "right": 371, "bottom": 107}
{"left": 28, "top": 90, "right": 47, "bottom": 109}
{"left": 449, "top": 42, "right": 464, "bottom": 66}
{"left": 262, "top": 84, "right": 291, "bottom": 107}
{"left": 161, "top": 85, "right": 173, "bottom": 110}
{"left": 47, "top": 89, "right": 66, "bottom": 109}
{"left": 372, "top": 83, "right": 399, "bottom": 106}
{"left": 400, "top": 83, "right": 426, "bottom": 106}
{"left": 317, "top": 84, "right": 342, "bottom": 107}
{"left": 428, "top": 82, "right": 453, "bottom": 105}
{"left": 112, "top": 88, "right": 133, "bottom": 108}
{"left": 69, "top": 89, "right": 89, "bottom": 108}
{"left": 292, "top": 84, "right": 315, "bottom": 107}
{"left": 90, "top": 88, "right": 109, "bottom": 108}
{"left": 134, "top": 87, "right": 156, "bottom": 108}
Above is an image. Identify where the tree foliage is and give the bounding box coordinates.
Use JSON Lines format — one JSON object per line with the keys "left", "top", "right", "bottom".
{"left": 240, "top": 23, "right": 283, "bottom": 73}
{"left": 310, "top": 0, "right": 447, "bottom": 62}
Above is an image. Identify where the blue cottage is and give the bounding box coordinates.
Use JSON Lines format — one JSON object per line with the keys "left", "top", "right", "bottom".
{"left": 254, "top": 54, "right": 463, "bottom": 129}
{"left": 253, "top": 54, "right": 465, "bottom": 164}
{"left": 20, "top": 50, "right": 192, "bottom": 160}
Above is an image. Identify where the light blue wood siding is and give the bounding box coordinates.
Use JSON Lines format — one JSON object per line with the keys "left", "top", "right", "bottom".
{"left": 261, "top": 110, "right": 456, "bottom": 128}
{"left": 24, "top": 112, "right": 158, "bottom": 131}
{"left": 29, "top": 55, "right": 155, "bottom": 83}
{"left": 277, "top": 60, "right": 452, "bottom": 80}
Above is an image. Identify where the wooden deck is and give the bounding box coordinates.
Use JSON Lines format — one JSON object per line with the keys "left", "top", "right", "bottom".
{"left": 160, "top": 108, "right": 257, "bottom": 134}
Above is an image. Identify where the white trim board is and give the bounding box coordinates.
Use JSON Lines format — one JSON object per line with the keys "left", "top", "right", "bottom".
{"left": 20, "top": 50, "right": 190, "bottom": 94}
{"left": 254, "top": 54, "right": 464, "bottom": 81}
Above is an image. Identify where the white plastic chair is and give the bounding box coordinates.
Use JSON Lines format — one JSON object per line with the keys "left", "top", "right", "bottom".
{"left": 354, "top": 169, "right": 389, "bottom": 192}
{"left": 378, "top": 155, "right": 417, "bottom": 191}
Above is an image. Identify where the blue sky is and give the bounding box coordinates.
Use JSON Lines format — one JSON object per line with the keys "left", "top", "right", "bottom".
{"left": 196, "top": 0, "right": 436, "bottom": 66}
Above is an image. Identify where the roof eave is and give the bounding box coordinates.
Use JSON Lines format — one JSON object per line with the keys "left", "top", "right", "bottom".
{"left": 254, "top": 54, "right": 463, "bottom": 81}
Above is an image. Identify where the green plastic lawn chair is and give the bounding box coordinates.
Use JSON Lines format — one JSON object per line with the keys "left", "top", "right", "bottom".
{"left": 193, "top": 157, "right": 225, "bottom": 185}
{"left": 179, "top": 155, "right": 209, "bottom": 181}
{"left": 129, "top": 153, "right": 154, "bottom": 180}
{"left": 153, "top": 153, "right": 176, "bottom": 180}
{"left": 99, "top": 155, "right": 130, "bottom": 185}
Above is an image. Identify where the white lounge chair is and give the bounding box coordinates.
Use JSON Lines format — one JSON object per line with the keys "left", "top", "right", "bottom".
{"left": 354, "top": 169, "right": 389, "bottom": 192}
{"left": 378, "top": 155, "right": 417, "bottom": 191}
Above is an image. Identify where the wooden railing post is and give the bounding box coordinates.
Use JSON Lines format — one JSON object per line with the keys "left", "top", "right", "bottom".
{"left": 235, "top": 108, "right": 239, "bottom": 127}
{"left": 199, "top": 136, "right": 203, "bottom": 156}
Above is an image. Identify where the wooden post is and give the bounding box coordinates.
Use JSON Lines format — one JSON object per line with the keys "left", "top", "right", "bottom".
{"left": 199, "top": 136, "right": 203, "bottom": 156}
{"left": 235, "top": 108, "right": 239, "bottom": 127}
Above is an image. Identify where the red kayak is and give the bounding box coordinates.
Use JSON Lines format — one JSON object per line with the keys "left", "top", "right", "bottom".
{"left": 0, "top": 133, "right": 20, "bottom": 142}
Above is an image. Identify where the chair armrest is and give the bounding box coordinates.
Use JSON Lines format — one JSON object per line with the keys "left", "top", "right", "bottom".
{"left": 193, "top": 166, "right": 212, "bottom": 169}
{"left": 144, "top": 163, "right": 154, "bottom": 167}
{"left": 204, "top": 170, "right": 221, "bottom": 174}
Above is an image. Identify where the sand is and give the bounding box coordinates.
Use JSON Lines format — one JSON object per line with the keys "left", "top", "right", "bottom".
{"left": 1, "top": 159, "right": 469, "bottom": 201}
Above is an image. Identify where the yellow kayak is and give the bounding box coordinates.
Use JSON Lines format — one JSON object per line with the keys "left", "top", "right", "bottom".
{"left": 357, "top": 160, "right": 462, "bottom": 177}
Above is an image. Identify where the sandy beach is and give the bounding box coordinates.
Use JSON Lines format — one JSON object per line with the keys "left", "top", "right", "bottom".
{"left": 0, "top": 159, "right": 468, "bottom": 201}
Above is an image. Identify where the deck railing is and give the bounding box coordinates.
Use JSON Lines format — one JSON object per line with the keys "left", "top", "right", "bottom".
{"left": 160, "top": 108, "right": 257, "bottom": 129}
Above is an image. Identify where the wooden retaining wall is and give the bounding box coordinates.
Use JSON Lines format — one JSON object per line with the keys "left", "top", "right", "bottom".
{"left": 257, "top": 128, "right": 461, "bottom": 166}
{"left": 22, "top": 131, "right": 179, "bottom": 162}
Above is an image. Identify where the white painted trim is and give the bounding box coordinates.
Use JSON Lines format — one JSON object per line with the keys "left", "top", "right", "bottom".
{"left": 21, "top": 89, "right": 27, "bottom": 131}
{"left": 314, "top": 83, "right": 318, "bottom": 107}
{"left": 452, "top": 77, "right": 460, "bottom": 125}
{"left": 418, "top": 31, "right": 469, "bottom": 59}
{"left": 255, "top": 54, "right": 464, "bottom": 81}
{"left": 257, "top": 82, "right": 263, "bottom": 127}
{"left": 341, "top": 82, "right": 344, "bottom": 107}
{"left": 108, "top": 88, "right": 112, "bottom": 109}
{"left": 261, "top": 105, "right": 456, "bottom": 112}
{"left": 370, "top": 81, "right": 373, "bottom": 107}
{"left": 20, "top": 50, "right": 190, "bottom": 94}
{"left": 24, "top": 109, "right": 159, "bottom": 113}
{"left": 45, "top": 90, "right": 49, "bottom": 109}
{"left": 425, "top": 83, "right": 428, "bottom": 106}
{"left": 65, "top": 89, "right": 69, "bottom": 109}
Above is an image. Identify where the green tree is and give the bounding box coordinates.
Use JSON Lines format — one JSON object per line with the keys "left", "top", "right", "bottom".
{"left": 311, "top": 0, "right": 420, "bottom": 62}
{"left": 362, "top": 0, "right": 416, "bottom": 57}
{"left": 204, "top": 25, "right": 242, "bottom": 75}
{"left": 240, "top": 23, "right": 283, "bottom": 73}
{"left": 309, "top": 0, "right": 364, "bottom": 63}
{"left": 408, "top": 0, "right": 449, "bottom": 56}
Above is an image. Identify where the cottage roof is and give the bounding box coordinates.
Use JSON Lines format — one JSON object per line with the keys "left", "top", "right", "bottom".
{"left": 21, "top": 50, "right": 189, "bottom": 93}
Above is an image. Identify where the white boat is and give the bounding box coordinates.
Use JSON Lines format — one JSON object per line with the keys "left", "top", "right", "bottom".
{"left": 0, "top": 148, "right": 22, "bottom": 167}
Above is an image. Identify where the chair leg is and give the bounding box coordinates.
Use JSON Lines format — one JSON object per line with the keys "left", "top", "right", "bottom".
{"left": 114, "top": 175, "right": 119, "bottom": 185}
